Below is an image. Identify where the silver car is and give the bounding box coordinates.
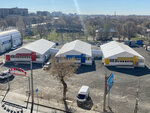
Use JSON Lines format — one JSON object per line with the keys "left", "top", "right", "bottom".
{"left": 0, "top": 70, "right": 13, "bottom": 79}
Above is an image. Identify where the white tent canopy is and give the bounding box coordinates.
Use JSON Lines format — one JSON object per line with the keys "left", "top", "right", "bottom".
{"left": 5, "top": 39, "right": 56, "bottom": 63}
{"left": 9, "top": 39, "right": 55, "bottom": 55}
{"left": 55, "top": 40, "right": 92, "bottom": 57}
{"left": 101, "top": 41, "right": 144, "bottom": 59}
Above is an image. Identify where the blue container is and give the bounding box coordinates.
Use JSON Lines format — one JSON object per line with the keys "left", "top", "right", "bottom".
{"left": 136, "top": 40, "right": 143, "bottom": 45}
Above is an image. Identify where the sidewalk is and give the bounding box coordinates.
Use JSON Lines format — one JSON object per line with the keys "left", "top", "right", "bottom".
{"left": 0, "top": 90, "right": 101, "bottom": 113}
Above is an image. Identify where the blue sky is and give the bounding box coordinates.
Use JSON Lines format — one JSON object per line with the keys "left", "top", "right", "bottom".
{"left": 0, "top": 0, "right": 150, "bottom": 15}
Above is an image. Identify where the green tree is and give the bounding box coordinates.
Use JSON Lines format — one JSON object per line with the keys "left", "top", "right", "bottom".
{"left": 87, "top": 25, "right": 96, "bottom": 41}
{"left": 16, "top": 16, "right": 25, "bottom": 40}
{"left": 0, "top": 19, "right": 8, "bottom": 29}
{"left": 115, "top": 23, "right": 123, "bottom": 42}
{"left": 37, "top": 25, "right": 48, "bottom": 39}
{"left": 47, "top": 29, "right": 58, "bottom": 41}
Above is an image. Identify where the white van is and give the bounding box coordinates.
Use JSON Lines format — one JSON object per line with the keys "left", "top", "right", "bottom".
{"left": 77, "top": 86, "right": 90, "bottom": 104}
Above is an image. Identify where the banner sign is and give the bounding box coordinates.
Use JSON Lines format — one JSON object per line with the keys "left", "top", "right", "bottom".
{"left": 106, "top": 73, "right": 114, "bottom": 94}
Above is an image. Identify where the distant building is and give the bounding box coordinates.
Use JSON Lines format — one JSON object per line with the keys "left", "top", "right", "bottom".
{"left": 29, "top": 13, "right": 36, "bottom": 16}
{"left": 51, "top": 11, "right": 63, "bottom": 17}
{"left": 0, "top": 29, "right": 22, "bottom": 54}
{"left": 37, "top": 11, "right": 50, "bottom": 16}
{"left": 0, "top": 7, "right": 28, "bottom": 18}
{"left": 69, "top": 13, "right": 77, "bottom": 17}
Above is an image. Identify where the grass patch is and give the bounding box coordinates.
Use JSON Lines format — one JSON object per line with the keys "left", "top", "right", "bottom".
{"left": 23, "top": 36, "right": 39, "bottom": 40}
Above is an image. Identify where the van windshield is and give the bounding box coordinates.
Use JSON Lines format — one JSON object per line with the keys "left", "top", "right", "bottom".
{"left": 78, "top": 94, "right": 85, "bottom": 99}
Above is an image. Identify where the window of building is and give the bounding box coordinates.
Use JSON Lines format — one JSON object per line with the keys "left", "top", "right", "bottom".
{"left": 10, "top": 55, "right": 14, "bottom": 58}
{"left": 110, "top": 59, "right": 114, "bottom": 62}
{"left": 36, "top": 55, "right": 40, "bottom": 58}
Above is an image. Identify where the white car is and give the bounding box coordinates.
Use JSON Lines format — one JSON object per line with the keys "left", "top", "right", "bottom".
{"left": 0, "top": 70, "right": 13, "bottom": 79}
{"left": 146, "top": 46, "right": 150, "bottom": 51}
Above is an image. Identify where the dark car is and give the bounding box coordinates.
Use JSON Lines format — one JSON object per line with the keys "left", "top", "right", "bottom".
{"left": 43, "top": 62, "right": 51, "bottom": 70}
{"left": 0, "top": 61, "right": 3, "bottom": 65}
{"left": 55, "top": 42, "right": 59, "bottom": 46}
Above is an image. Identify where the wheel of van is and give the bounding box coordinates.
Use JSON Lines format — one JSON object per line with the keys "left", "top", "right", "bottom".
{"left": 88, "top": 93, "right": 90, "bottom": 98}
{"left": 76, "top": 100, "right": 81, "bottom": 107}
{"left": 87, "top": 94, "right": 90, "bottom": 101}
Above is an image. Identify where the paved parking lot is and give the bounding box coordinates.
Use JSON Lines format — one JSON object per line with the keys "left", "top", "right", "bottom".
{"left": 0, "top": 46, "right": 150, "bottom": 113}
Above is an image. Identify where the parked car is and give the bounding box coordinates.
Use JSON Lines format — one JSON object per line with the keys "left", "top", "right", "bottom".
{"left": 43, "top": 62, "right": 51, "bottom": 70}
{"left": 146, "top": 46, "right": 150, "bottom": 51}
{"left": 0, "top": 70, "right": 13, "bottom": 80}
{"left": 55, "top": 42, "right": 59, "bottom": 46}
{"left": 0, "top": 61, "right": 3, "bottom": 65}
{"left": 77, "top": 85, "right": 90, "bottom": 106}
{"left": 11, "top": 45, "right": 17, "bottom": 50}
{"left": 96, "top": 42, "right": 100, "bottom": 47}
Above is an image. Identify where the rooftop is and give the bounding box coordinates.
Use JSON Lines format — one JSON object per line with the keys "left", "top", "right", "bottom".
{"left": 79, "top": 85, "right": 89, "bottom": 93}
{"left": 0, "top": 29, "right": 20, "bottom": 37}
{"left": 55, "top": 40, "right": 92, "bottom": 57}
{"left": 100, "top": 41, "right": 144, "bottom": 58}
{"left": 10, "top": 39, "right": 55, "bottom": 55}
{"left": 24, "top": 39, "right": 55, "bottom": 54}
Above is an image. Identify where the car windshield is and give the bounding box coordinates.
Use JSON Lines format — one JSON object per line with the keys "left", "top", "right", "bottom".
{"left": 1, "top": 73, "right": 7, "bottom": 76}
{"left": 78, "top": 94, "right": 86, "bottom": 99}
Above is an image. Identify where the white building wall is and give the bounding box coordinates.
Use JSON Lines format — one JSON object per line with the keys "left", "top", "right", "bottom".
{"left": 0, "top": 35, "right": 11, "bottom": 53}
{"left": 92, "top": 49, "right": 102, "bottom": 58}
{"left": 85, "top": 59, "right": 92, "bottom": 65}
{"left": 50, "top": 48, "right": 59, "bottom": 55}
{"left": 11, "top": 32, "right": 22, "bottom": 46}
{"left": 103, "top": 52, "right": 145, "bottom": 67}
{"left": 56, "top": 50, "right": 92, "bottom": 65}
{"left": 0, "top": 30, "right": 22, "bottom": 53}
{"left": 5, "top": 48, "right": 52, "bottom": 64}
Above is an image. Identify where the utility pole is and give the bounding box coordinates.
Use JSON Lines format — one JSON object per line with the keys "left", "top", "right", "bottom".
{"left": 30, "top": 60, "right": 34, "bottom": 113}
{"left": 7, "top": 76, "right": 10, "bottom": 91}
{"left": 103, "top": 72, "right": 107, "bottom": 112}
{"left": 134, "top": 80, "right": 140, "bottom": 113}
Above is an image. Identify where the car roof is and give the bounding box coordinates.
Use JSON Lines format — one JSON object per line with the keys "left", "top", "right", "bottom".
{"left": 2, "top": 70, "right": 9, "bottom": 73}
{"left": 46, "top": 62, "right": 51, "bottom": 64}
{"left": 79, "top": 85, "right": 89, "bottom": 93}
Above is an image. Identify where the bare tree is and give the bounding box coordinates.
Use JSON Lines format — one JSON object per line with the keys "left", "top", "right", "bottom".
{"left": 37, "top": 25, "right": 48, "bottom": 39}
{"left": 115, "top": 23, "right": 123, "bottom": 42}
{"left": 49, "top": 56, "right": 78, "bottom": 100}
{"left": 16, "top": 16, "right": 25, "bottom": 41}
{"left": 123, "top": 21, "right": 137, "bottom": 40}
{"left": 0, "top": 19, "right": 8, "bottom": 29}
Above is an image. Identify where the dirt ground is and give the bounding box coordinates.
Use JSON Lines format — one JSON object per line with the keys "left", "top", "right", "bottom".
{"left": 0, "top": 41, "right": 150, "bottom": 113}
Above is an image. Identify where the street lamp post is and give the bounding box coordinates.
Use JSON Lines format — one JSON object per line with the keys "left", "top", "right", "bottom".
{"left": 103, "top": 74, "right": 107, "bottom": 112}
